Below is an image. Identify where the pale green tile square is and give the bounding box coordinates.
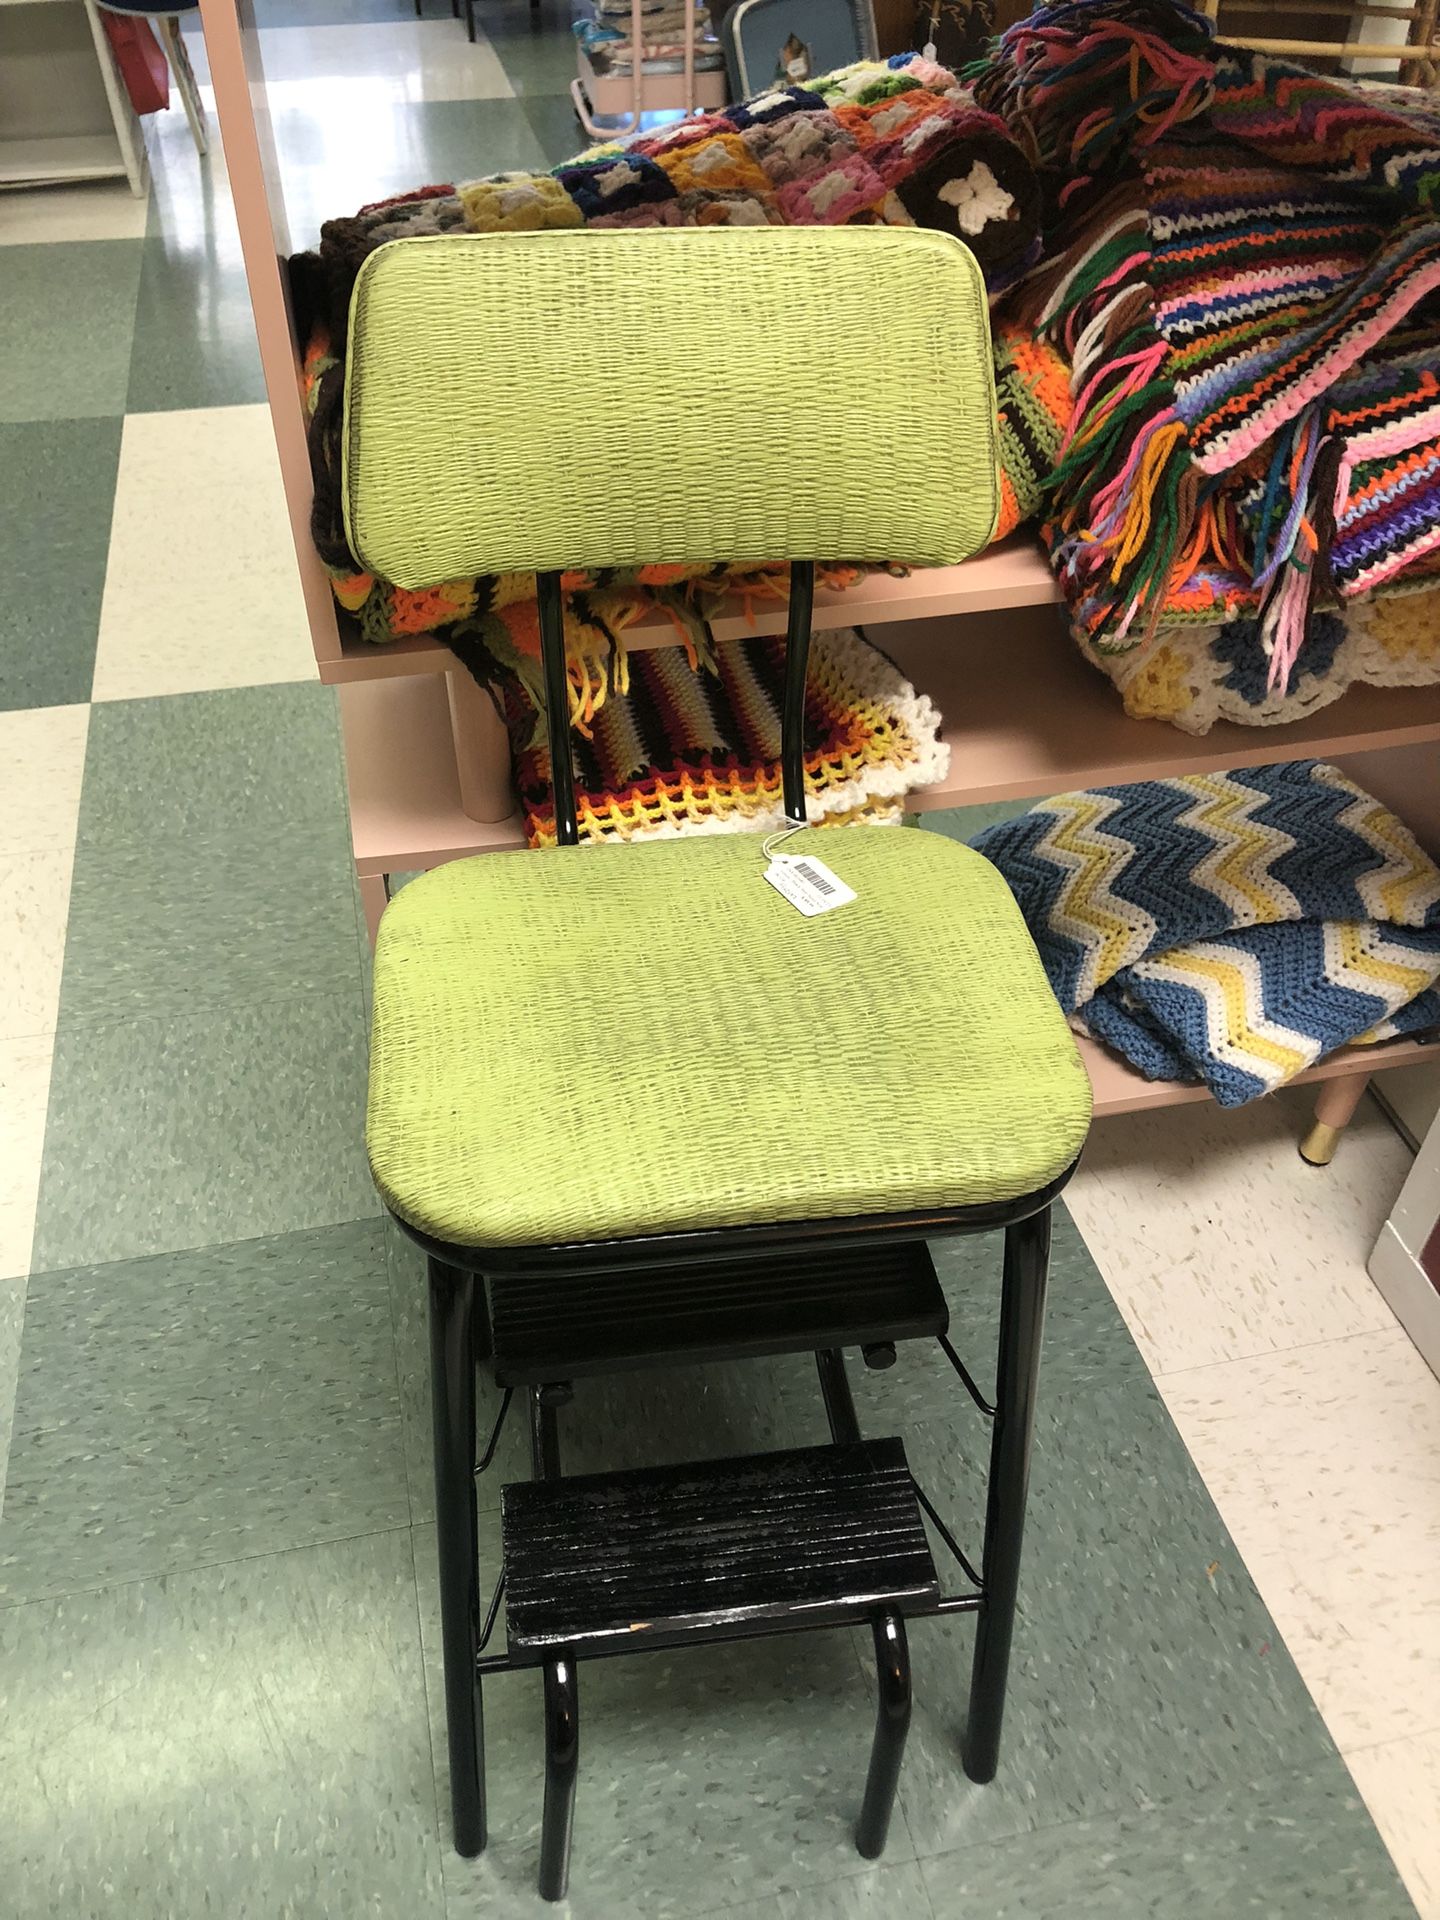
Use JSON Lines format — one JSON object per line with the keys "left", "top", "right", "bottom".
{"left": 0, "top": 1531, "right": 446, "bottom": 1916}
{"left": 0, "top": 1220, "right": 407, "bottom": 1602}
{"left": 413, "top": 1523, "right": 907, "bottom": 1920}
{"left": 75, "top": 682, "right": 351, "bottom": 851}
{"left": 0, "top": 242, "right": 141, "bottom": 422}
{"left": 776, "top": 1863, "right": 935, "bottom": 1919}
{"left": 0, "top": 417, "right": 120, "bottom": 711}
{"left": 892, "top": 1379, "right": 1340, "bottom": 1859}
{"left": 919, "top": 1761, "right": 1416, "bottom": 1918}
{"left": 59, "top": 826, "right": 362, "bottom": 1019}
{"left": 126, "top": 225, "right": 266, "bottom": 412}
{"left": 31, "top": 993, "right": 377, "bottom": 1274}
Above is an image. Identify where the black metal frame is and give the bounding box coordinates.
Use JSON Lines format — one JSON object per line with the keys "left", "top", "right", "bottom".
{"left": 411, "top": 559, "right": 1070, "bottom": 1897}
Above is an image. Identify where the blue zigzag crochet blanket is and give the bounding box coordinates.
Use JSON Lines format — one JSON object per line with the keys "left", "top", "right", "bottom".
{"left": 971, "top": 762, "right": 1440, "bottom": 1105}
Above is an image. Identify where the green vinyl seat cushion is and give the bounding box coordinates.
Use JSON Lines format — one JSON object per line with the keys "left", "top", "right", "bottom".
{"left": 367, "top": 827, "right": 1091, "bottom": 1250}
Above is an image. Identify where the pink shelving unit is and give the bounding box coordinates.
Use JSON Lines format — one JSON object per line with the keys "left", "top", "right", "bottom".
{"left": 198, "top": 0, "right": 1440, "bottom": 1138}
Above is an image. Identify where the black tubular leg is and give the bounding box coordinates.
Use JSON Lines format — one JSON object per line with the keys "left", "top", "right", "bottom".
{"left": 539, "top": 1656, "right": 580, "bottom": 1901}
{"left": 963, "top": 1206, "right": 1051, "bottom": 1784}
{"left": 536, "top": 570, "right": 578, "bottom": 846}
{"left": 530, "top": 1389, "right": 579, "bottom": 1900}
{"left": 780, "top": 561, "right": 815, "bottom": 825}
{"left": 856, "top": 1612, "right": 911, "bottom": 1858}
{"left": 429, "top": 1257, "right": 487, "bottom": 1855}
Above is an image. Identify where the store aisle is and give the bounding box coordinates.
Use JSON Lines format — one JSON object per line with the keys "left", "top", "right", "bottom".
{"left": 0, "top": 9, "right": 1436, "bottom": 1916}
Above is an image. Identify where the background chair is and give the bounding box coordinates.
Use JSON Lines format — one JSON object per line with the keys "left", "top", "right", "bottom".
{"left": 350, "top": 224, "right": 1093, "bottom": 1899}
{"left": 95, "top": 0, "right": 208, "bottom": 156}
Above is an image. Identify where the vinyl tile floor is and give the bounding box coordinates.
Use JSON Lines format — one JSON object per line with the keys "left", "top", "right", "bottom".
{"left": 0, "top": 9, "right": 1438, "bottom": 1917}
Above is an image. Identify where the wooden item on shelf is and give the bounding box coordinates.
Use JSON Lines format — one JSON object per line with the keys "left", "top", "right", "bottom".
{"left": 1198, "top": 0, "right": 1440, "bottom": 84}
{"left": 198, "top": 0, "right": 1440, "bottom": 1157}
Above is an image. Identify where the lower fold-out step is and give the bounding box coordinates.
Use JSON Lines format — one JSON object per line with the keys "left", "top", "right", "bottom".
{"left": 501, "top": 1438, "right": 940, "bottom": 1658}
{"left": 489, "top": 1241, "right": 949, "bottom": 1384}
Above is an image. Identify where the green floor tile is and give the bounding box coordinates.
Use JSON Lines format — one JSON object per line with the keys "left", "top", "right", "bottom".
{"left": 0, "top": 1220, "right": 407, "bottom": 1602}
{"left": 31, "top": 991, "right": 377, "bottom": 1273}
{"left": 415, "top": 1531, "right": 900, "bottom": 1919}
{"left": 125, "top": 223, "right": 266, "bottom": 412}
{"left": 919, "top": 1762, "right": 1417, "bottom": 1918}
{"left": 276, "top": 98, "right": 550, "bottom": 249}
{"left": 521, "top": 90, "right": 592, "bottom": 165}
{"left": 0, "top": 1531, "right": 445, "bottom": 1916}
{"left": 0, "top": 417, "right": 120, "bottom": 711}
{"left": 0, "top": 242, "right": 141, "bottom": 423}
{"left": 76, "top": 682, "right": 351, "bottom": 851}
{"left": 59, "top": 823, "right": 362, "bottom": 1019}
{"left": 892, "top": 1377, "right": 1340, "bottom": 1859}
{"left": 495, "top": 28, "right": 581, "bottom": 97}
{"left": 777, "top": 1865, "right": 935, "bottom": 1919}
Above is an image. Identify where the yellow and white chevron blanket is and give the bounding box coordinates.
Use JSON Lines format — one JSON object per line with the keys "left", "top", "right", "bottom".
{"left": 972, "top": 762, "right": 1440, "bottom": 1104}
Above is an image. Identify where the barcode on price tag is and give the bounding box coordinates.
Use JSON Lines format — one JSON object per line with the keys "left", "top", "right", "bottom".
{"left": 763, "top": 853, "right": 857, "bottom": 916}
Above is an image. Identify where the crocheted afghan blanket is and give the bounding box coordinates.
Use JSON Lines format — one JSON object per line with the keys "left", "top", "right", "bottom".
{"left": 503, "top": 624, "right": 948, "bottom": 847}
{"left": 972, "top": 761, "right": 1440, "bottom": 1103}
{"left": 293, "top": 54, "right": 1065, "bottom": 706}
{"left": 975, "top": 0, "right": 1440, "bottom": 721}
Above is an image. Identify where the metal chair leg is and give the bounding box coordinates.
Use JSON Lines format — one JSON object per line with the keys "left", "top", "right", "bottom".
{"left": 538, "top": 1656, "right": 580, "bottom": 1900}
{"left": 429, "top": 1256, "right": 487, "bottom": 1856}
{"left": 465, "top": 0, "right": 477, "bottom": 40}
{"left": 963, "top": 1205, "right": 1050, "bottom": 1784}
{"left": 856, "top": 1610, "right": 911, "bottom": 1858}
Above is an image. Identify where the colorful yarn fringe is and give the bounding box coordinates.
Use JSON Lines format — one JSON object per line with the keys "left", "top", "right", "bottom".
{"left": 976, "top": 0, "right": 1440, "bottom": 703}
{"left": 503, "top": 625, "right": 950, "bottom": 848}
{"left": 973, "top": 761, "right": 1440, "bottom": 1103}
{"left": 293, "top": 54, "right": 1062, "bottom": 704}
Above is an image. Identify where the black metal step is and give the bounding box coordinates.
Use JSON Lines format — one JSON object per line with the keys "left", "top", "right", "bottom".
{"left": 501, "top": 1438, "right": 939, "bottom": 1657}
{"left": 489, "top": 1241, "right": 947, "bottom": 1384}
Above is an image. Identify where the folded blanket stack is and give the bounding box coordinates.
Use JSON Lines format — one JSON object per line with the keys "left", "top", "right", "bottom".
{"left": 975, "top": 0, "right": 1440, "bottom": 731}
{"left": 972, "top": 761, "right": 1440, "bottom": 1103}
{"left": 294, "top": 53, "right": 1056, "bottom": 692}
{"left": 508, "top": 624, "right": 949, "bottom": 847}
{"left": 575, "top": 0, "right": 725, "bottom": 76}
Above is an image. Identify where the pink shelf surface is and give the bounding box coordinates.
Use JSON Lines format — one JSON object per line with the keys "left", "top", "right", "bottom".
{"left": 318, "top": 539, "right": 1061, "bottom": 683}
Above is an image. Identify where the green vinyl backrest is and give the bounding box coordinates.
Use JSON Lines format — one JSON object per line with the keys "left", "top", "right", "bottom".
{"left": 341, "top": 225, "right": 1000, "bottom": 588}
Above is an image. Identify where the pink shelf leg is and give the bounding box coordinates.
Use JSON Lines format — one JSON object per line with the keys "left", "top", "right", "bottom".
{"left": 360, "top": 873, "right": 389, "bottom": 948}
{"left": 446, "top": 670, "right": 517, "bottom": 824}
{"left": 1299, "top": 1069, "right": 1373, "bottom": 1167}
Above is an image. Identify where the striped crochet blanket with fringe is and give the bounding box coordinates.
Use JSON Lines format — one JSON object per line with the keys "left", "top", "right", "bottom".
{"left": 971, "top": 761, "right": 1440, "bottom": 1104}
{"left": 505, "top": 625, "right": 947, "bottom": 847}
{"left": 975, "top": 0, "right": 1440, "bottom": 719}
{"left": 292, "top": 53, "right": 1068, "bottom": 704}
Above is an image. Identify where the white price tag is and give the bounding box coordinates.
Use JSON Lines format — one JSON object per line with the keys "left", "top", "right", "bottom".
{"left": 763, "top": 853, "right": 857, "bottom": 916}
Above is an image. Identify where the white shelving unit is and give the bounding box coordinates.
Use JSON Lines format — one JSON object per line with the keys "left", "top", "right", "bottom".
{"left": 0, "top": 0, "right": 147, "bottom": 195}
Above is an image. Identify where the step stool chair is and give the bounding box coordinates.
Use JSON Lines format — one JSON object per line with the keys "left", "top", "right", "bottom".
{"left": 350, "top": 224, "right": 1093, "bottom": 1901}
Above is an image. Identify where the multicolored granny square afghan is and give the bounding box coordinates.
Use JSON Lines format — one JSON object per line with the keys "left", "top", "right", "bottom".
{"left": 972, "top": 761, "right": 1440, "bottom": 1102}
{"left": 294, "top": 51, "right": 1057, "bottom": 676}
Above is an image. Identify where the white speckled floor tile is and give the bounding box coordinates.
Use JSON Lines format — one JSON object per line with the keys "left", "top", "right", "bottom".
{"left": 91, "top": 406, "right": 315, "bottom": 700}
{"left": 0, "top": 180, "right": 150, "bottom": 247}
{"left": 0, "top": 1035, "right": 52, "bottom": 1284}
{"left": 0, "top": 706, "right": 89, "bottom": 855}
{"left": 1159, "top": 1330, "right": 1440, "bottom": 1749}
{"left": 1068, "top": 1091, "right": 1409, "bottom": 1375}
{"left": 0, "top": 851, "right": 72, "bottom": 1042}
{"left": 1346, "top": 1730, "right": 1440, "bottom": 1920}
